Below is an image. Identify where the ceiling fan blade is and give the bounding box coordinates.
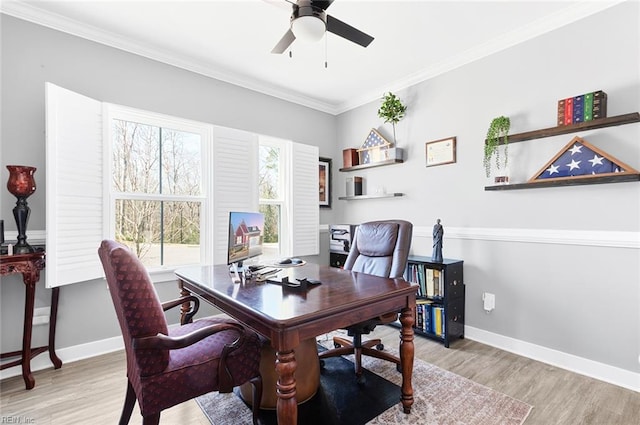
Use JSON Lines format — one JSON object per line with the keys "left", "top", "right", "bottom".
{"left": 262, "top": 0, "right": 295, "bottom": 10}
{"left": 326, "top": 15, "right": 374, "bottom": 48}
{"left": 312, "top": 0, "right": 334, "bottom": 10}
{"left": 271, "top": 29, "right": 296, "bottom": 54}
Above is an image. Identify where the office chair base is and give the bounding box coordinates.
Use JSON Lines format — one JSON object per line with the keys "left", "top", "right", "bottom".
{"left": 319, "top": 335, "right": 401, "bottom": 380}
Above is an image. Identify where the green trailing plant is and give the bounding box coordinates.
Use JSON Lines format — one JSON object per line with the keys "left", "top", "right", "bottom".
{"left": 484, "top": 116, "right": 511, "bottom": 177}
{"left": 377, "top": 92, "right": 407, "bottom": 144}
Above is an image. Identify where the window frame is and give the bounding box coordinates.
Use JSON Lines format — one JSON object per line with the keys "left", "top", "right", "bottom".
{"left": 105, "top": 104, "right": 213, "bottom": 274}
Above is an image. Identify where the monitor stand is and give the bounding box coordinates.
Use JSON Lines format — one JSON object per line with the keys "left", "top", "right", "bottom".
{"left": 230, "top": 262, "right": 242, "bottom": 283}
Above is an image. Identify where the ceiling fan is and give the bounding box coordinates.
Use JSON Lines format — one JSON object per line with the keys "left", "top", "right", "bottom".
{"left": 267, "top": 0, "right": 374, "bottom": 54}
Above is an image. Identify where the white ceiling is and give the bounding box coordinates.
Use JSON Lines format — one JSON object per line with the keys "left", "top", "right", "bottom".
{"left": 1, "top": 0, "right": 624, "bottom": 114}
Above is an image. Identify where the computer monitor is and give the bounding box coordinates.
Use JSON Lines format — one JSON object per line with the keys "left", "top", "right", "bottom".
{"left": 227, "top": 211, "right": 265, "bottom": 268}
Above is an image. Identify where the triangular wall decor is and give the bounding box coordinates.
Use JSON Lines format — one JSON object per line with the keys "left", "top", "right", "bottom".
{"left": 528, "top": 136, "right": 639, "bottom": 183}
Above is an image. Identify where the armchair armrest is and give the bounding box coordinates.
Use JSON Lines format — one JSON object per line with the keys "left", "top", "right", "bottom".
{"left": 162, "top": 295, "right": 200, "bottom": 324}
{"left": 132, "top": 321, "right": 245, "bottom": 351}
{"left": 132, "top": 321, "right": 252, "bottom": 393}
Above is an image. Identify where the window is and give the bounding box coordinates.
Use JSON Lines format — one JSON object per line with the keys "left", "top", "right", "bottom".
{"left": 45, "top": 82, "right": 317, "bottom": 287}
{"left": 259, "top": 138, "right": 284, "bottom": 259}
{"left": 258, "top": 137, "right": 320, "bottom": 260}
{"left": 109, "top": 111, "right": 208, "bottom": 268}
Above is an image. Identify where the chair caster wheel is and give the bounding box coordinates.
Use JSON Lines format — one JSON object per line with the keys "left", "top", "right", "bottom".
{"left": 333, "top": 342, "right": 341, "bottom": 349}
{"left": 396, "top": 363, "right": 402, "bottom": 373}
{"left": 356, "top": 374, "right": 365, "bottom": 385}
{"left": 376, "top": 343, "right": 384, "bottom": 351}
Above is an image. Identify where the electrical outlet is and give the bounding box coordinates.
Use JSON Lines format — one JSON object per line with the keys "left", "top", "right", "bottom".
{"left": 33, "top": 307, "right": 51, "bottom": 326}
{"left": 482, "top": 292, "right": 495, "bottom": 312}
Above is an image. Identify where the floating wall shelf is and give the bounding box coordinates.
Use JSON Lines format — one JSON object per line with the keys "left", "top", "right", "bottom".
{"left": 338, "top": 193, "right": 404, "bottom": 200}
{"left": 339, "top": 159, "right": 403, "bottom": 172}
{"left": 485, "top": 174, "right": 640, "bottom": 191}
{"left": 484, "top": 112, "right": 640, "bottom": 191}
{"left": 486, "top": 112, "right": 639, "bottom": 145}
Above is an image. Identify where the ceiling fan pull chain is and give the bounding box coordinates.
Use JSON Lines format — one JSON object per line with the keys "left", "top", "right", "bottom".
{"left": 325, "top": 34, "right": 328, "bottom": 68}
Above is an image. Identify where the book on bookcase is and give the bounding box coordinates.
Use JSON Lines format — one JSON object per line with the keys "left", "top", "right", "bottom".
{"left": 402, "top": 256, "right": 465, "bottom": 348}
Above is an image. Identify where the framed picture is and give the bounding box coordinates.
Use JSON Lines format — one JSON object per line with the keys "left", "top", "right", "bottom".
{"left": 426, "top": 136, "right": 457, "bottom": 167}
{"left": 319, "top": 157, "right": 332, "bottom": 208}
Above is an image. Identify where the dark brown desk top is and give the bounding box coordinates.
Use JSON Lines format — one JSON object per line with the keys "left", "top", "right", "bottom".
{"left": 175, "top": 263, "right": 417, "bottom": 329}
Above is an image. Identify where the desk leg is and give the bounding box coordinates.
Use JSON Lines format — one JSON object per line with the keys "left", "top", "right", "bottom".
{"left": 177, "top": 280, "right": 191, "bottom": 325}
{"left": 22, "top": 281, "right": 36, "bottom": 390}
{"left": 48, "top": 287, "right": 63, "bottom": 369}
{"left": 399, "top": 307, "right": 415, "bottom": 414}
{"left": 275, "top": 349, "right": 297, "bottom": 425}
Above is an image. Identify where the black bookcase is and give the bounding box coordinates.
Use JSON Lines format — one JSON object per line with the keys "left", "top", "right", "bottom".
{"left": 402, "top": 256, "right": 465, "bottom": 347}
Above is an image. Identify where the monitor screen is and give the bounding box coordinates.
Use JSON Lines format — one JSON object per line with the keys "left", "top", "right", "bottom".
{"left": 227, "top": 211, "right": 265, "bottom": 266}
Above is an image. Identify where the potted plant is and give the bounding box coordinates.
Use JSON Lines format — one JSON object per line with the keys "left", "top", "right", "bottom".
{"left": 377, "top": 92, "right": 407, "bottom": 144}
{"left": 483, "top": 116, "right": 511, "bottom": 177}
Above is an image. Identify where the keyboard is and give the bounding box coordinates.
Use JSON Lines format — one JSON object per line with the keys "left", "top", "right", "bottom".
{"left": 248, "top": 265, "right": 266, "bottom": 272}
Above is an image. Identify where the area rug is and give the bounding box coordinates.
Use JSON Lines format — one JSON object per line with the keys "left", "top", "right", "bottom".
{"left": 196, "top": 333, "right": 533, "bottom": 425}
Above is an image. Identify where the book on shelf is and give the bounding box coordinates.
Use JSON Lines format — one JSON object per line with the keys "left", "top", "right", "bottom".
{"left": 564, "top": 97, "right": 574, "bottom": 125}
{"left": 415, "top": 300, "right": 434, "bottom": 334}
{"left": 583, "top": 92, "right": 593, "bottom": 121}
{"left": 556, "top": 90, "right": 607, "bottom": 126}
{"left": 557, "top": 99, "right": 566, "bottom": 126}
{"left": 433, "top": 306, "right": 444, "bottom": 336}
{"left": 593, "top": 90, "right": 607, "bottom": 119}
{"left": 572, "top": 94, "right": 584, "bottom": 123}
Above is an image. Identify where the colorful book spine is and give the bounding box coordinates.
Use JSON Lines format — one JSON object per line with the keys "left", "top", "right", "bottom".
{"left": 572, "top": 95, "right": 584, "bottom": 123}
{"left": 433, "top": 306, "right": 443, "bottom": 336}
{"left": 583, "top": 92, "right": 593, "bottom": 121}
{"left": 423, "top": 303, "right": 432, "bottom": 334}
{"left": 593, "top": 90, "right": 607, "bottom": 119}
{"left": 564, "top": 97, "right": 574, "bottom": 125}
{"left": 557, "top": 99, "right": 566, "bottom": 126}
{"left": 416, "top": 304, "right": 424, "bottom": 330}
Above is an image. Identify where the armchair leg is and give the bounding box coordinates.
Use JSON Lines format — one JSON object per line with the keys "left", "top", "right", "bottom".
{"left": 142, "top": 414, "right": 160, "bottom": 425}
{"left": 119, "top": 380, "right": 137, "bottom": 425}
{"left": 250, "top": 375, "right": 263, "bottom": 425}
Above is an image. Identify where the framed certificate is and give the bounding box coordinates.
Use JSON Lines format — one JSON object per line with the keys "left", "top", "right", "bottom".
{"left": 426, "top": 136, "right": 456, "bottom": 167}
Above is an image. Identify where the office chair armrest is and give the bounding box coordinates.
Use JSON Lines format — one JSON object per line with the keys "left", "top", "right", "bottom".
{"left": 132, "top": 321, "right": 246, "bottom": 351}
{"left": 162, "top": 295, "right": 200, "bottom": 324}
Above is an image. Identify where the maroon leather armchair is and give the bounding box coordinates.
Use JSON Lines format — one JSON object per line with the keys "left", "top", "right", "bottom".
{"left": 318, "top": 220, "right": 413, "bottom": 382}
{"left": 98, "top": 240, "right": 263, "bottom": 425}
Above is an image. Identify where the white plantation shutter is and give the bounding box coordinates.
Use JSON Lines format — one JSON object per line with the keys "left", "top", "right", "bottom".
{"left": 45, "top": 83, "right": 104, "bottom": 288}
{"left": 287, "top": 142, "right": 319, "bottom": 257}
{"left": 211, "top": 126, "right": 259, "bottom": 264}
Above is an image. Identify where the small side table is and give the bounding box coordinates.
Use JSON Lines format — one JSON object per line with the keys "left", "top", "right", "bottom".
{"left": 0, "top": 251, "right": 62, "bottom": 389}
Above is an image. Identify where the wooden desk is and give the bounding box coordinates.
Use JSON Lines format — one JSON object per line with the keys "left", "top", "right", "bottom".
{"left": 0, "top": 251, "right": 62, "bottom": 389}
{"left": 175, "top": 263, "right": 417, "bottom": 425}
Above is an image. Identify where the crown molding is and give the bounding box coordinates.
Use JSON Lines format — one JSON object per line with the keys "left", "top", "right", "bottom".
{"left": 333, "top": 0, "right": 627, "bottom": 114}
{"left": 1, "top": 1, "right": 626, "bottom": 116}
{"left": 0, "top": 1, "right": 337, "bottom": 114}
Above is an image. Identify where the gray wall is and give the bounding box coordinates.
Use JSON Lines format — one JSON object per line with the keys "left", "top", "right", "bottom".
{"left": 1, "top": 1, "right": 638, "bottom": 383}
{"left": 335, "top": 2, "right": 639, "bottom": 374}
{"left": 0, "top": 14, "right": 337, "bottom": 352}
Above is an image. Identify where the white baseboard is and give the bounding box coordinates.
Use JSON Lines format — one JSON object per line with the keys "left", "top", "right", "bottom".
{"left": 3, "top": 324, "right": 638, "bottom": 394}
{"left": 465, "top": 325, "right": 640, "bottom": 393}
{"left": 0, "top": 323, "right": 179, "bottom": 382}
{"left": 0, "top": 335, "right": 124, "bottom": 381}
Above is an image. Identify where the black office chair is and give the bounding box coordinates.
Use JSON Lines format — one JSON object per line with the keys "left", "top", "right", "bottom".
{"left": 318, "top": 220, "right": 413, "bottom": 383}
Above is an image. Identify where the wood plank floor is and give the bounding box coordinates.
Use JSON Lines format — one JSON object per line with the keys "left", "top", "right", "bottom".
{"left": 2, "top": 325, "right": 639, "bottom": 424}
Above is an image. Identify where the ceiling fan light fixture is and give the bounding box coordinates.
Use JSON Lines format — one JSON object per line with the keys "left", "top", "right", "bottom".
{"left": 291, "top": 6, "right": 326, "bottom": 43}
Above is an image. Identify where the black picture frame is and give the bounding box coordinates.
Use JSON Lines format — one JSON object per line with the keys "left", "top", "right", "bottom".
{"left": 319, "top": 157, "right": 332, "bottom": 208}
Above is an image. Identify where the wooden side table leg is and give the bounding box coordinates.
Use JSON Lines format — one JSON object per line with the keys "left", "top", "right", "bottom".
{"left": 275, "top": 349, "right": 297, "bottom": 425}
{"left": 48, "top": 287, "right": 62, "bottom": 369}
{"left": 399, "top": 306, "right": 415, "bottom": 414}
{"left": 22, "top": 281, "right": 36, "bottom": 390}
